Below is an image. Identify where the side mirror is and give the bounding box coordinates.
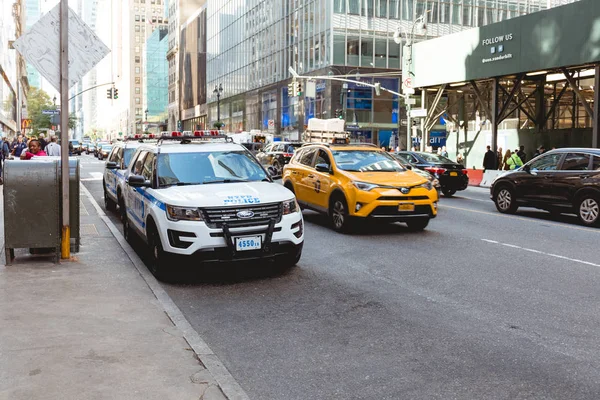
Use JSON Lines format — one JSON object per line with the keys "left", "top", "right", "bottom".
{"left": 405, "top": 164, "right": 413, "bottom": 170}
{"left": 315, "top": 164, "right": 331, "bottom": 174}
{"left": 523, "top": 164, "right": 531, "bottom": 173}
{"left": 267, "top": 166, "right": 281, "bottom": 180}
{"left": 127, "top": 174, "right": 150, "bottom": 188}
{"left": 106, "top": 161, "right": 118, "bottom": 170}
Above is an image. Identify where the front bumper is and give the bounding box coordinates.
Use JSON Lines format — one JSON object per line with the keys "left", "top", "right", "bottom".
{"left": 158, "top": 211, "right": 304, "bottom": 258}
{"left": 348, "top": 186, "right": 438, "bottom": 220}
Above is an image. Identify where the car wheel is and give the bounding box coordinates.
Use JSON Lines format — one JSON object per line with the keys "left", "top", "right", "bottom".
{"left": 329, "top": 195, "right": 351, "bottom": 232}
{"left": 406, "top": 217, "right": 429, "bottom": 231}
{"left": 147, "top": 224, "right": 175, "bottom": 282}
{"left": 278, "top": 249, "right": 302, "bottom": 268}
{"left": 442, "top": 188, "right": 457, "bottom": 197}
{"left": 272, "top": 160, "right": 281, "bottom": 174}
{"left": 118, "top": 193, "right": 126, "bottom": 221}
{"left": 577, "top": 194, "right": 600, "bottom": 227}
{"left": 104, "top": 186, "right": 117, "bottom": 211}
{"left": 123, "top": 214, "right": 134, "bottom": 244}
{"left": 494, "top": 186, "right": 518, "bottom": 214}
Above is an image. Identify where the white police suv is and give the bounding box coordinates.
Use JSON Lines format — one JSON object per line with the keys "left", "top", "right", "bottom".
{"left": 103, "top": 134, "right": 157, "bottom": 218}
{"left": 121, "top": 131, "right": 304, "bottom": 281}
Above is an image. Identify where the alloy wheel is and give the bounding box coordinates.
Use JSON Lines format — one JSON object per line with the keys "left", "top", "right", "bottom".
{"left": 332, "top": 200, "right": 345, "bottom": 229}
{"left": 497, "top": 189, "right": 512, "bottom": 211}
{"left": 579, "top": 198, "right": 599, "bottom": 224}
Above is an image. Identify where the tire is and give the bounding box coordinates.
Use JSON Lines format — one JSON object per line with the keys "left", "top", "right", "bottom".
{"left": 284, "top": 182, "right": 294, "bottom": 194}
{"left": 104, "top": 186, "right": 117, "bottom": 211}
{"left": 279, "top": 249, "right": 302, "bottom": 268}
{"left": 406, "top": 217, "right": 429, "bottom": 231}
{"left": 494, "top": 185, "right": 518, "bottom": 214}
{"left": 329, "top": 194, "right": 351, "bottom": 232}
{"left": 118, "top": 192, "right": 126, "bottom": 221}
{"left": 442, "top": 188, "right": 457, "bottom": 197}
{"left": 147, "top": 223, "right": 175, "bottom": 282}
{"left": 577, "top": 194, "right": 600, "bottom": 227}
{"left": 123, "top": 214, "right": 134, "bottom": 244}
{"left": 272, "top": 160, "right": 281, "bottom": 174}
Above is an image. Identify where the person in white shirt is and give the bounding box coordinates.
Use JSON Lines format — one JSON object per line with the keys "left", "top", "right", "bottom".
{"left": 45, "top": 135, "right": 61, "bottom": 157}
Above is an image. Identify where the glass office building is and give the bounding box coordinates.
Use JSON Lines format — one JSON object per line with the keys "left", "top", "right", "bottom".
{"left": 144, "top": 27, "right": 169, "bottom": 130}
{"left": 206, "top": 0, "right": 580, "bottom": 141}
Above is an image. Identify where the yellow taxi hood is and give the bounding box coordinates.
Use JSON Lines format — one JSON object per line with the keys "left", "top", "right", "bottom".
{"left": 341, "top": 170, "right": 428, "bottom": 186}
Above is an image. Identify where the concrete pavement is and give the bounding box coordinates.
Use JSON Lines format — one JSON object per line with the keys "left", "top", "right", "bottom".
{"left": 0, "top": 186, "right": 229, "bottom": 400}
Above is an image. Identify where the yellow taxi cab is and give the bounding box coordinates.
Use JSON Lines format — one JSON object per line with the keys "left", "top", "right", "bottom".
{"left": 282, "top": 140, "right": 438, "bottom": 232}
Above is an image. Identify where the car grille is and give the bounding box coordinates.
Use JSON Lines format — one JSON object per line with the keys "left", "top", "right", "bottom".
{"left": 202, "top": 203, "right": 283, "bottom": 229}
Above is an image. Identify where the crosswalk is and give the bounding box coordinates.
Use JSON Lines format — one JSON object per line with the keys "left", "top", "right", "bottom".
{"left": 81, "top": 172, "right": 104, "bottom": 181}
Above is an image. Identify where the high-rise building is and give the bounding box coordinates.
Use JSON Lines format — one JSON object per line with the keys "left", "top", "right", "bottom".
{"left": 206, "top": 0, "right": 580, "bottom": 142}
{"left": 24, "top": 0, "right": 41, "bottom": 88}
{"left": 143, "top": 26, "right": 168, "bottom": 132}
{"left": 167, "top": 0, "right": 205, "bottom": 131}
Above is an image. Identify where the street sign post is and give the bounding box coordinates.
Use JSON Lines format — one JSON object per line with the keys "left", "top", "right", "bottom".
{"left": 42, "top": 109, "right": 60, "bottom": 115}
{"left": 13, "top": 1, "right": 110, "bottom": 260}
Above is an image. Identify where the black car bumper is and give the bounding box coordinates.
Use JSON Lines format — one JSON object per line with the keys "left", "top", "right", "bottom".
{"left": 190, "top": 241, "right": 303, "bottom": 264}
{"left": 368, "top": 204, "right": 436, "bottom": 221}
{"left": 439, "top": 174, "right": 469, "bottom": 191}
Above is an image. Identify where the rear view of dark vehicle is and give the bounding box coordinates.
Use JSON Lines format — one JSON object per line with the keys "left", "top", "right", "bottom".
{"left": 394, "top": 151, "right": 469, "bottom": 197}
{"left": 256, "top": 141, "right": 304, "bottom": 173}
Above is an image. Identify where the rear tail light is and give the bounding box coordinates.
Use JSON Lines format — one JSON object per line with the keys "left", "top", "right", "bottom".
{"left": 425, "top": 167, "right": 447, "bottom": 175}
{"left": 283, "top": 153, "right": 293, "bottom": 157}
{"left": 462, "top": 169, "right": 468, "bottom": 175}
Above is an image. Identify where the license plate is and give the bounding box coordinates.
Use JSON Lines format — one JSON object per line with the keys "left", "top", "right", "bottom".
{"left": 450, "top": 172, "right": 458, "bottom": 176}
{"left": 235, "top": 236, "right": 262, "bottom": 251}
{"left": 398, "top": 203, "right": 415, "bottom": 212}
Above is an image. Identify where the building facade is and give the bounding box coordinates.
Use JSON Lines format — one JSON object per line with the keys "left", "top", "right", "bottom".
{"left": 167, "top": 0, "right": 205, "bottom": 132}
{"left": 205, "top": 0, "right": 580, "bottom": 143}
{"left": 24, "top": 0, "right": 40, "bottom": 89}
{"left": 143, "top": 26, "right": 168, "bottom": 132}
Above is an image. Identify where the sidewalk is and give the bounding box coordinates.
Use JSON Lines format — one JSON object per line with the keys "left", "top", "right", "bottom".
{"left": 0, "top": 188, "right": 229, "bottom": 400}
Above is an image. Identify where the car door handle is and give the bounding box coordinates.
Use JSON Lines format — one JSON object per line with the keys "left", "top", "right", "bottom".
{"left": 307, "top": 174, "right": 315, "bottom": 178}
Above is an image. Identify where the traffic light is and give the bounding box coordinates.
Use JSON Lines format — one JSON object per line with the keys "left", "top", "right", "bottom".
{"left": 287, "top": 82, "right": 294, "bottom": 97}
{"left": 106, "top": 88, "right": 113, "bottom": 99}
{"left": 113, "top": 88, "right": 119, "bottom": 99}
{"left": 296, "top": 81, "right": 302, "bottom": 96}
{"left": 335, "top": 109, "right": 343, "bottom": 119}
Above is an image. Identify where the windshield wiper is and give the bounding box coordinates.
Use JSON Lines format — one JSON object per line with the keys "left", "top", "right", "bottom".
{"left": 202, "top": 179, "right": 251, "bottom": 184}
{"left": 160, "top": 182, "right": 202, "bottom": 187}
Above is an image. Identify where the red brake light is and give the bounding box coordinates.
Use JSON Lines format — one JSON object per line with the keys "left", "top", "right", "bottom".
{"left": 283, "top": 153, "right": 293, "bottom": 157}
{"left": 462, "top": 169, "right": 468, "bottom": 175}
{"left": 425, "top": 167, "right": 447, "bottom": 175}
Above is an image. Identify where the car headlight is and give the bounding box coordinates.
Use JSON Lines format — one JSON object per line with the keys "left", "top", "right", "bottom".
{"left": 418, "top": 181, "right": 433, "bottom": 191}
{"left": 166, "top": 205, "right": 203, "bottom": 221}
{"left": 352, "top": 181, "right": 380, "bottom": 191}
{"left": 283, "top": 198, "right": 299, "bottom": 215}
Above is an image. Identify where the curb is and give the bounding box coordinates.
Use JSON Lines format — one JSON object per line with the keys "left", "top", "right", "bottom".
{"left": 80, "top": 184, "right": 250, "bottom": 400}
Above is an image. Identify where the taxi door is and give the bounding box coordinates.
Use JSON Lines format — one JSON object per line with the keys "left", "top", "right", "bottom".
{"left": 290, "top": 147, "right": 318, "bottom": 206}
{"left": 306, "top": 149, "right": 333, "bottom": 210}
{"left": 126, "top": 150, "right": 149, "bottom": 233}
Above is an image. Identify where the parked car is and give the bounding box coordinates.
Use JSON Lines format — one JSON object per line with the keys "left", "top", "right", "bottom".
{"left": 256, "top": 141, "right": 304, "bottom": 173}
{"left": 393, "top": 151, "right": 469, "bottom": 197}
{"left": 491, "top": 148, "right": 600, "bottom": 226}
{"left": 241, "top": 142, "right": 265, "bottom": 155}
{"left": 97, "top": 144, "right": 113, "bottom": 160}
{"left": 69, "top": 140, "right": 82, "bottom": 155}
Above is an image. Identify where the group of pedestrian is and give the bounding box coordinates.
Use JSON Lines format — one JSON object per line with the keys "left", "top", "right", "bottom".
{"left": 0, "top": 132, "right": 62, "bottom": 184}
{"left": 483, "top": 144, "right": 528, "bottom": 171}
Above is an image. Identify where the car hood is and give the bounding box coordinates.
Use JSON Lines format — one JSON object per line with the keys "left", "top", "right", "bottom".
{"left": 153, "top": 181, "right": 293, "bottom": 208}
{"left": 342, "top": 170, "right": 428, "bottom": 186}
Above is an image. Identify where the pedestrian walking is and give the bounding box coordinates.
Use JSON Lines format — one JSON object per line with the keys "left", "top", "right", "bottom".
{"left": 11, "top": 135, "right": 27, "bottom": 158}
{"left": 506, "top": 151, "right": 524, "bottom": 170}
{"left": 501, "top": 149, "right": 511, "bottom": 170}
{"left": 483, "top": 145, "right": 496, "bottom": 171}
{"left": 456, "top": 153, "right": 464, "bottom": 166}
{"left": 497, "top": 147, "right": 503, "bottom": 170}
{"left": 440, "top": 146, "right": 448, "bottom": 157}
{"left": 20, "top": 139, "right": 47, "bottom": 160}
{"left": 517, "top": 145, "right": 526, "bottom": 163}
{"left": 45, "top": 136, "right": 61, "bottom": 157}
{"left": 0, "top": 134, "right": 10, "bottom": 184}
{"left": 533, "top": 145, "right": 545, "bottom": 158}
{"left": 38, "top": 133, "right": 48, "bottom": 151}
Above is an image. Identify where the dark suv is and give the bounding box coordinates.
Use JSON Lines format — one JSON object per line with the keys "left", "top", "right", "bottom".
{"left": 491, "top": 148, "right": 600, "bottom": 226}
{"left": 256, "top": 141, "right": 304, "bottom": 173}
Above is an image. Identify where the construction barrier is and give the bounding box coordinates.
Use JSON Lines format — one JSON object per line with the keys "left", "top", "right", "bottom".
{"left": 480, "top": 170, "right": 505, "bottom": 188}
{"left": 467, "top": 169, "right": 483, "bottom": 186}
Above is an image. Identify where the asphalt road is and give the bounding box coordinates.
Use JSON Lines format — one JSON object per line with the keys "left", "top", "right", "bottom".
{"left": 80, "top": 154, "right": 600, "bottom": 400}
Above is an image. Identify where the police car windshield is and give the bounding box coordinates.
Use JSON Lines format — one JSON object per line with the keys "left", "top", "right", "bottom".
{"left": 157, "top": 151, "right": 268, "bottom": 187}
{"left": 331, "top": 150, "right": 405, "bottom": 172}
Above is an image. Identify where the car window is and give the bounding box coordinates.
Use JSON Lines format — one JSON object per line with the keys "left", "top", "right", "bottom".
{"left": 417, "top": 153, "right": 453, "bottom": 164}
{"left": 592, "top": 156, "right": 600, "bottom": 170}
{"left": 157, "top": 151, "right": 268, "bottom": 186}
{"left": 529, "top": 153, "right": 562, "bottom": 171}
{"left": 299, "top": 148, "right": 317, "bottom": 167}
{"left": 331, "top": 150, "right": 405, "bottom": 172}
{"left": 315, "top": 149, "right": 331, "bottom": 167}
{"left": 108, "top": 147, "right": 119, "bottom": 163}
{"left": 561, "top": 153, "right": 590, "bottom": 171}
{"left": 142, "top": 153, "right": 155, "bottom": 181}
{"left": 394, "top": 154, "right": 411, "bottom": 163}
{"left": 123, "top": 148, "right": 135, "bottom": 168}
{"left": 132, "top": 151, "right": 148, "bottom": 175}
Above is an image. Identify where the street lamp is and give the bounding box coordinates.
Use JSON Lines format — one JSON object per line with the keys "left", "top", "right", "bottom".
{"left": 394, "top": 14, "right": 427, "bottom": 150}
{"left": 213, "top": 83, "right": 223, "bottom": 126}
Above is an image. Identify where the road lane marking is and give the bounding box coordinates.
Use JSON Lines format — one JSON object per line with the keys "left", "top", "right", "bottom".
{"left": 452, "top": 196, "right": 491, "bottom": 203}
{"left": 481, "top": 239, "right": 600, "bottom": 268}
{"left": 442, "top": 204, "right": 600, "bottom": 234}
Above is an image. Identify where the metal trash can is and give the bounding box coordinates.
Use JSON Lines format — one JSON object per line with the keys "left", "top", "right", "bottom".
{"left": 3, "top": 159, "right": 61, "bottom": 264}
